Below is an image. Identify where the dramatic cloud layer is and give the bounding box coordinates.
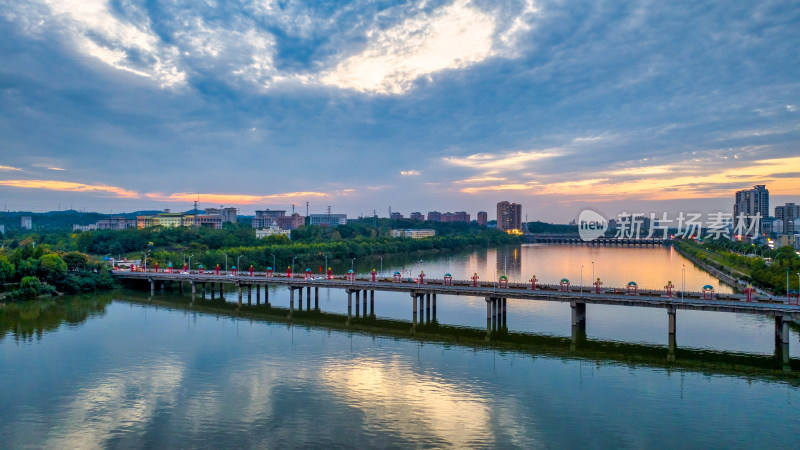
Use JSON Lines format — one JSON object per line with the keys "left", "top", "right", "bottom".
{"left": 1, "top": 0, "right": 798, "bottom": 220}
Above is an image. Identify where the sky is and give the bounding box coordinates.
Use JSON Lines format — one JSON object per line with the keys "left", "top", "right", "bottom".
{"left": 1, "top": 0, "right": 799, "bottom": 222}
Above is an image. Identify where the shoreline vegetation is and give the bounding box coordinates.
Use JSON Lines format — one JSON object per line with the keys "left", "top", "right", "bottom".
{"left": 674, "top": 239, "right": 800, "bottom": 296}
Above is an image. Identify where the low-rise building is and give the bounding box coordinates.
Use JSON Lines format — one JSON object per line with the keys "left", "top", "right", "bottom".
{"left": 72, "top": 224, "right": 97, "bottom": 232}
{"left": 390, "top": 212, "right": 403, "bottom": 220}
{"left": 205, "top": 207, "right": 237, "bottom": 223}
{"left": 21, "top": 216, "right": 32, "bottom": 230}
{"left": 96, "top": 217, "right": 136, "bottom": 230}
{"left": 255, "top": 222, "right": 291, "bottom": 239}
{"left": 309, "top": 213, "right": 346, "bottom": 227}
{"left": 391, "top": 229, "right": 436, "bottom": 239}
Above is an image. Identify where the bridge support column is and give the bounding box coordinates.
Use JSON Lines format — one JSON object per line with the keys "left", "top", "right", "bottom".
{"left": 289, "top": 288, "right": 295, "bottom": 316}
{"left": 256, "top": 284, "right": 260, "bottom": 305}
{"left": 149, "top": 279, "right": 155, "bottom": 295}
{"left": 426, "top": 293, "right": 431, "bottom": 323}
{"left": 485, "top": 297, "right": 492, "bottom": 339}
{"left": 190, "top": 281, "right": 196, "bottom": 295}
{"left": 347, "top": 290, "right": 352, "bottom": 321}
{"left": 667, "top": 305, "right": 676, "bottom": 336}
{"left": 492, "top": 298, "right": 498, "bottom": 332}
{"left": 315, "top": 287, "right": 319, "bottom": 310}
{"left": 370, "top": 290, "right": 375, "bottom": 317}
{"left": 412, "top": 293, "right": 418, "bottom": 330}
{"left": 668, "top": 334, "right": 677, "bottom": 362}
{"left": 210, "top": 283, "right": 215, "bottom": 299}
{"left": 219, "top": 283, "right": 223, "bottom": 296}
{"left": 160, "top": 281, "right": 165, "bottom": 292}
{"left": 363, "top": 290, "right": 367, "bottom": 317}
{"left": 502, "top": 298, "right": 507, "bottom": 329}
{"left": 432, "top": 294, "right": 437, "bottom": 323}
{"left": 571, "top": 301, "right": 586, "bottom": 328}
{"left": 202, "top": 283, "right": 206, "bottom": 297}
{"left": 265, "top": 285, "right": 269, "bottom": 304}
{"left": 355, "top": 290, "right": 360, "bottom": 318}
{"left": 248, "top": 285, "right": 252, "bottom": 305}
{"left": 298, "top": 288, "right": 303, "bottom": 311}
{"left": 237, "top": 284, "right": 242, "bottom": 306}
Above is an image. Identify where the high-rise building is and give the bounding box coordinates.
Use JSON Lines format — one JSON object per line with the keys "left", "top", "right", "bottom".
{"left": 410, "top": 212, "right": 424, "bottom": 221}
{"left": 775, "top": 203, "right": 800, "bottom": 235}
{"left": 205, "top": 207, "right": 237, "bottom": 223}
{"left": 733, "top": 185, "right": 769, "bottom": 235}
{"left": 389, "top": 212, "right": 403, "bottom": 220}
{"left": 20, "top": 216, "right": 32, "bottom": 230}
{"left": 477, "top": 211, "right": 488, "bottom": 226}
{"left": 426, "top": 211, "right": 442, "bottom": 222}
{"left": 496, "top": 201, "right": 522, "bottom": 231}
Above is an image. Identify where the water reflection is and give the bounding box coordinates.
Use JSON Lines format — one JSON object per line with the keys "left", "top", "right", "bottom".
{"left": 0, "top": 295, "right": 111, "bottom": 342}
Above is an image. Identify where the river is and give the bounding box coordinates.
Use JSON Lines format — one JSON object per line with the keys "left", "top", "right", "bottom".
{"left": 1, "top": 244, "right": 798, "bottom": 448}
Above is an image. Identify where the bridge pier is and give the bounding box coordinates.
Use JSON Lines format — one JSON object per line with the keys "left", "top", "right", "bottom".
{"left": 248, "top": 285, "right": 252, "bottom": 306}
{"left": 190, "top": 281, "right": 196, "bottom": 295}
{"left": 370, "top": 290, "right": 375, "bottom": 317}
{"left": 501, "top": 298, "right": 507, "bottom": 329}
{"left": 432, "top": 293, "right": 436, "bottom": 323}
{"left": 219, "top": 282, "right": 223, "bottom": 296}
{"left": 346, "top": 290, "right": 352, "bottom": 321}
{"left": 265, "top": 285, "right": 269, "bottom": 304}
{"left": 668, "top": 334, "right": 677, "bottom": 362}
{"left": 355, "top": 290, "right": 360, "bottom": 317}
{"left": 571, "top": 301, "right": 586, "bottom": 328}
{"left": 485, "top": 297, "right": 493, "bottom": 339}
{"left": 237, "top": 284, "right": 242, "bottom": 306}
{"left": 210, "top": 283, "right": 215, "bottom": 299}
{"left": 775, "top": 316, "right": 791, "bottom": 365}
{"left": 363, "top": 290, "right": 367, "bottom": 317}
{"left": 256, "top": 284, "right": 260, "bottom": 305}
{"left": 667, "top": 305, "right": 676, "bottom": 335}
{"left": 307, "top": 287, "right": 311, "bottom": 310}
{"left": 426, "top": 293, "right": 431, "bottom": 323}
{"left": 298, "top": 287, "right": 303, "bottom": 311}
{"left": 315, "top": 287, "right": 319, "bottom": 310}
{"left": 149, "top": 279, "right": 154, "bottom": 295}
{"left": 289, "top": 287, "right": 295, "bottom": 317}
{"left": 160, "top": 281, "right": 165, "bottom": 292}
{"left": 412, "top": 293, "right": 418, "bottom": 330}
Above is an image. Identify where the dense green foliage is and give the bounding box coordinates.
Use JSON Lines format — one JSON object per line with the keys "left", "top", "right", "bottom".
{"left": 527, "top": 221, "right": 578, "bottom": 234}
{"left": 0, "top": 243, "right": 114, "bottom": 301}
{"left": 676, "top": 239, "right": 800, "bottom": 294}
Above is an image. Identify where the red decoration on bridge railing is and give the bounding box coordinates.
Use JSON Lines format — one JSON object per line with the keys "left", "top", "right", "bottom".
{"left": 250, "top": 265, "right": 254, "bottom": 276}
{"left": 199, "top": 264, "right": 205, "bottom": 274}
{"left": 346, "top": 269, "right": 355, "bottom": 282}
{"left": 444, "top": 273, "right": 453, "bottom": 286}
{"left": 702, "top": 285, "right": 714, "bottom": 300}
{"left": 498, "top": 275, "right": 508, "bottom": 288}
{"left": 559, "top": 278, "right": 570, "bottom": 292}
{"left": 327, "top": 267, "right": 333, "bottom": 279}
{"left": 530, "top": 275, "right": 537, "bottom": 290}
{"left": 788, "top": 290, "right": 800, "bottom": 305}
{"left": 167, "top": 263, "right": 173, "bottom": 274}
{"left": 626, "top": 281, "right": 638, "bottom": 296}
{"left": 418, "top": 271, "right": 425, "bottom": 284}
{"left": 472, "top": 273, "right": 479, "bottom": 287}
{"left": 664, "top": 281, "right": 674, "bottom": 298}
{"left": 215, "top": 264, "right": 220, "bottom": 275}
{"left": 593, "top": 277, "right": 603, "bottom": 294}
{"left": 265, "top": 267, "right": 274, "bottom": 277}
{"left": 744, "top": 285, "right": 756, "bottom": 302}
{"left": 154, "top": 263, "right": 159, "bottom": 273}
{"left": 306, "top": 268, "right": 313, "bottom": 280}
{"left": 183, "top": 263, "right": 188, "bottom": 273}
{"left": 232, "top": 266, "right": 238, "bottom": 276}
{"left": 393, "top": 271, "right": 401, "bottom": 283}
{"left": 286, "top": 266, "right": 292, "bottom": 278}
{"left": 371, "top": 269, "right": 376, "bottom": 282}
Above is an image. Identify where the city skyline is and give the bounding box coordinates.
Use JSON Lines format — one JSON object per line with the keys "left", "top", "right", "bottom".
{"left": 1, "top": 1, "right": 799, "bottom": 222}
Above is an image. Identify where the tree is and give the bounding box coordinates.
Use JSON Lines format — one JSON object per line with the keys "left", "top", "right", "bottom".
{"left": 62, "top": 252, "right": 89, "bottom": 271}
{"left": 39, "top": 253, "right": 68, "bottom": 282}
{"left": 0, "top": 254, "right": 14, "bottom": 287}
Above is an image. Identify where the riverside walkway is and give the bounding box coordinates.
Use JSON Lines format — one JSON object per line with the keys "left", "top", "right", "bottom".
{"left": 113, "top": 270, "right": 799, "bottom": 363}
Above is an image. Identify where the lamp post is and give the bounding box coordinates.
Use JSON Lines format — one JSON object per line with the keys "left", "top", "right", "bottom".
{"left": 324, "top": 254, "right": 328, "bottom": 274}
{"left": 580, "top": 265, "right": 584, "bottom": 297}
{"left": 237, "top": 255, "right": 243, "bottom": 272}
{"left": 380, "top": 256, "right": 383, "bottom": 277}
{"left": 188, "top": 255, "right": 193, "bottom": 272}
{"left": 292, "top": 256, "right": 298, "bottom": 279}
{"left": 591, "top": 261, "right": 594, "bottom": 286}
{"left": 683, "top": 263, "right": 688, "bottom": 295}
{"left": 182, "top": 253, "right": 186, "bottom": 265}
{"left": 143, "top": 253, "right": 148, "bottom": 272}
{"left": 271, "top": 254, "right": 276, "bottom": 272}
{"left": 351, "top": 258, "right": 356, "bottom": 272}
{"left": 225, "top": 253, "right": 229, "bottom": 273}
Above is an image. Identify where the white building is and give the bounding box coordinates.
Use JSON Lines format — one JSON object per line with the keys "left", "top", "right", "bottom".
{"left": 21, "top": 216, "right": 32, "bottom": 230}
{"left": 72, "top": 224, "right": 97, "bottom": 232}
{"left": 391, "top": 229, "right": 436, "bottom": 239}
{"left": 0, "top": 224, "right": 4, "bottom": 236}
{"left": 255, "top": 223, "right": 291, "bottom": 239}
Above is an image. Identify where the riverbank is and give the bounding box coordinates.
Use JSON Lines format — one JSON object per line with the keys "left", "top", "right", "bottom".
{"left": 673, "top": 241, "right": 755, "bottom": 295}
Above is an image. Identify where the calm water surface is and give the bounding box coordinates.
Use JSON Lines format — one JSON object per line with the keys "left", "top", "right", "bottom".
{"left": 1, "top": 245, "right": 798, "bottom": 448}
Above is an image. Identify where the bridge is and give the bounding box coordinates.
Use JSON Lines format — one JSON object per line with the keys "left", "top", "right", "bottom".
{"left": 523, "top": 233, "right": 672, "bottom": 245}
{"left": 112, "top": 270, "right": 799, "bottom": 364}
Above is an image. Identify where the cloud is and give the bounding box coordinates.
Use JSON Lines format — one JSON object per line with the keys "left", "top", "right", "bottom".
{"left": 0, "top": 165, "right": 23, "bottom": 171}
{"left": 0, "top": 179, "right": 140, "bottom": 198}
{"left": 400, "top": 170, "right": 420, "bottom": 176}
{"left": 319, "top": 0, "right": 530, "bottom": 94}
{"left": 145, "top": 191, "right": 332, "bottom": 205}
{"left": 443, "top": 149, "right": 562, "bottom": 170}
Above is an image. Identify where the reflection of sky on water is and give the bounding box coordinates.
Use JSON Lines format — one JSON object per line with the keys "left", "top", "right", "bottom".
{"left": 1, "top": 301, "right": 799, "bottom": 448}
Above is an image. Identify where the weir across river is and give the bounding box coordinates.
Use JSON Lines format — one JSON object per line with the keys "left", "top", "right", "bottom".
{"left": 113, "top": 271, "right": 799, "bottom": 364}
